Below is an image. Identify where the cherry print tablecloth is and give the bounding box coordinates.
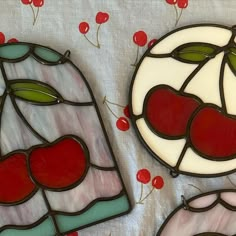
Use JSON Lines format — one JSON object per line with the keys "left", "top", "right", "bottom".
{"left": 1, "top": 1, "right": 236, "bottom": 236}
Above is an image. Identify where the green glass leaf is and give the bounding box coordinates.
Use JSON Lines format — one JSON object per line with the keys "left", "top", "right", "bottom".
{"left": 173, "top": 43, "right": 217, "bottom": 63}
{"left": 10, "top": 80, "right": 62, "bottom": 104}
{"left": 34, "top": 46, "right": 61, "bottom": 63}
{"left": 0, "top": 44, "right": 29, "bottom": 60}
{"left": 227, "top": 47, "right": 236, "bottom": 75}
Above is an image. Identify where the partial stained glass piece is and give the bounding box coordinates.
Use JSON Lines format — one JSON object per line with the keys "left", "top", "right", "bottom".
{"left": 33, "top": 46, "right": 61, "bottom": 63}
{"left": 0, "top": 44, "right": 29, "bottom": 60}
{"left": 0, "top": 43, "right": 131, "bottom": 235}
{"left": 157, "top": 190, "right": 236, "bottom": 236}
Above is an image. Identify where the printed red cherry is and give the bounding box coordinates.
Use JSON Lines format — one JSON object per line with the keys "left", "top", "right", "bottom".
{"left": 21, "top": 0, "right": 32, "bottom": 4}
{"left": 116, "top": 117, "right": 130, "bottom": 131}
{"left": 67, "top": 232, "right": 79, "bottom": 236}
{"left": 79, "top": 22, "right": 90, "bottom": 34}
{"left": 29, "top": 137, "right": 88, "bottom": 189}
{"left": 32, "top": 0, "right": 44, "bottom": 7}
{"left": 133, "top": 31, "right": 148, "bottom": 47}
{"left": 96, "top": 12, "right": 109, "bottom": 24}
{"left": 123, "top": 105, "right": 130, "bottom": 118}
{"left": 148, "top": 39, "right": 157, "bottom": 48}
{"left": 152, "top": 176, "right": 164, "bottom": 189}
{"left": 177, "top": 0, "right": 188, "bottom": 8}
{"left": 145, "top": 85, "right": 201, "bottom": 137}
{"left": 136, "top": 169, "right": 151, "bottom": 184}
{"left": 166, "top": 0, "right": 177, "bottom": 4}
{"left": 0, "top": 153, "right": 36, "bottom": 203}
{"left": 7, "top": 38, "right": 19, "bottom": 43}
{"left": 189, "top": 105, "right": 236, "bottom": 159}
{"left": 0, "top": 32, "right": 5, "bottom": 44}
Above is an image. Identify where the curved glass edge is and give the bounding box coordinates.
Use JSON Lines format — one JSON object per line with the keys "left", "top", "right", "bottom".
{"left": 1, "top": 217, "right": 55, "bottom": 236}
{"left": 56, "top": 194, "right": 130, "bottom": 233}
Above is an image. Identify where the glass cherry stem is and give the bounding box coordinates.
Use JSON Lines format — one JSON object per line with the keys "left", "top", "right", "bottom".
{"left": 41, "top": 189, "right": 61, "bottom": 235}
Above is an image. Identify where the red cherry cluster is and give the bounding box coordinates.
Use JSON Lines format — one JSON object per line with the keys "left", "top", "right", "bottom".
{"left": 165, "top": 0, "right": 188, "bottom": 26}
{"left": 78, "top": 12, "right": 109, "bottom": 48}
{"left": 103, "top": 96, "right": 130, "bottom": 131}
{"left": 136, "top": 169, "right": 164, "bottom": 204}
{"left": 131, "top": 30, "right": 157, "bottom": 66}
{"left": 145, "top": 84, "right": 236, "bottom": 160}
{"left": 0, "top": 137, "right": 88, "bottom": 204}
{"left": 166, "top": 0, "right": 188, "bottom": 8}
{"left": 0, "top": 32, "right": 18, "bottom": 44}
{"left": 21, "top": 0, "right": 44, "bottom": 25}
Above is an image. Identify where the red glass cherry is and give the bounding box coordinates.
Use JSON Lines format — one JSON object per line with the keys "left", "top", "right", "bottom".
{"left": 0, "top": 153, "right": 36, "bottom": 203}
{"left": 79, "top": 22, "right": 90, "bottom": 34}
{"left": 166, "top": 0, "right": 177, "bottom": 4}
{"left": 145, "top": 85, "right": 201, "bottom": 137}
{"left": 189, "top": 105, "right": 236, "bottom": 159}
{"left": 152, "top": 176, "right": 164, "bottom": 189}
{"left": 123, "top": 105, "right": 130, "bottom": 118}
{"left": 21, "top": 0, "right": 32, "bottom": 4}
{"left": 29, "top": 137, "right": 88, "bottom": 189}
{"left": 7, "top": 38, "right": 19, "bottom": 43}
{"left": 0, "top": 32, "right": 5, "bottom": 44}
{"left": 133, "top": 31, "right": 148, "bottom": 47}
{"left": 136, "top": 169, "right": 151, "bottom": 184}
{"left": 95, "top": 12, "right": 109, "bottom": 24}
{"left": 116, "top": 117, "right": 130, "bottom": 131}
{"left": 148, "top": 39, "right": 157, "bottom": 48}
{"left": 177, "top": 0, "right": 188, "bottom": 8}
{"left": 32, "top": 0, "right": 44, "bottom": 7}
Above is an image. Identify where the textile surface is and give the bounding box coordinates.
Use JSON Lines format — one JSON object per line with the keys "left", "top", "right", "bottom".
{"left": 0, "top": 1, "right": 236, "bottom": 235}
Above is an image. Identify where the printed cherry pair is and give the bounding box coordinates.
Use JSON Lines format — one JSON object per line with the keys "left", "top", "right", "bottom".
{"left": 21, "top": 0, "right": 44, "bottom": 25}
{"left": 136, "top": 169, "right": 164, "bottom": 204}
{"left": 165, "top": 0, "right": 188, "bottom": 26}
{"left": 131, "top": 30, "right": 157, "bottom": 66}
{"left": 103, "top": 96, "right": 130, "bottom": 131}
{"left": 78, "top": 12, "right": 109, "bottom": 48}
{"left": 0, "top": 32, "right": 18, "bottom": 44}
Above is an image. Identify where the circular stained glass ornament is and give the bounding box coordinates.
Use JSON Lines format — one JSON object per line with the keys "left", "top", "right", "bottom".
{"left": 129, "top": 24, "right": 236, "bottom": 177}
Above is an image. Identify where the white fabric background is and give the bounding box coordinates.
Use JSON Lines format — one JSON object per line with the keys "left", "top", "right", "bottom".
{"left": 0, "top": 1, "right": 236, "bottom": 235}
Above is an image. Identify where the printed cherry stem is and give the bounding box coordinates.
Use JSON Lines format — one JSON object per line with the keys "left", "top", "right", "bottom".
{"left": 103, "top": 100, "right": 119, "bottom": 119}
{"left": 131, "top": 45, "right": 140, "bottom": 67}
{"left": 83, "top": 24, "right": 101, "bottom": 49}
{"left": 175, "top": 7, "right": 183, "bottom": 27}
{"left": 187, "top": 184, "right": 203, "bottom": 193}
{"left": 33, "top": 7, "right": 39, "bottom": 26}
{"left": 227, "top": 175, "right": 236, "bottom": 188}
{"left": 136, "top": 183, "right": 144, "bottom": 203}
{"left": 103, "top": 96, "right": 125, "bottom": 108}
{"left": 136, "top": 187, "right": 155, "bottom": 204}
{"left": 29, "top": 4, "right": 37, "bottom": 26}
